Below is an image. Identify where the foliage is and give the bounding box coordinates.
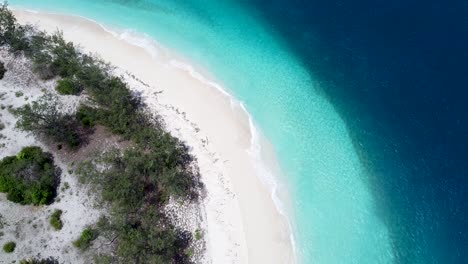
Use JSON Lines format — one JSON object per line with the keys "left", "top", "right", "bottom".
{"left": 49, "top": 209, "right": 63, "bottom": 230}
{"left": 15, "top": 93, "right": 85, "bottom": 148}
{"left": 76, "top": 105, "right": 96, "bottom": 128}
{"left": 0, "top": 60, "right": 5, "bottom": 79}
{"left": 0, "top": 4, "right": 78, "bottom": 79}
{"left": 56, "top": 78, "right": 82, "bottom": 95}
{"left": 0, "top": 146, "right": 58, "bottom": 205}
{"left": 195, "top": 229, "right": 203, "bottom": 241}
{"left": 2, "top": 5, "right": 200, "bottom": 262}
{"left": 73, "top": 227, "right": 98, "bottom": 251}
{"left": 3, "top": 241, "right": 16, "bottom": 253}
{"left": 77, "top": 146, "right": 195, "bottom": 263}
{"left": 93, "top": 213, "right": 192, "bottom": 264}
{"left": 0, "top": 4, "right": 31, "bottom": 53}
{"left": 79, "top": 147, "right": 196, "bottom": 206}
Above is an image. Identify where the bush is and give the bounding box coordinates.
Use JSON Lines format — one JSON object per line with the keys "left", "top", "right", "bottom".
{"left": 73, "top": 227, "right": 98, "bottom": 251}
{"left": 77, "top": 147, "right": 196, "bottom": 263}
{"left": 3, "top": 241, "right": 16, "bottom": 253}
{"left": 195, "top": 229, "right": 203, "bottom": 241}
{"left": 0, "top": 61, "right": 5, "bottom": 79}
{"left": 56, "top": 78, "right": 82, "bottom": 95}
{"left": 0, "top": 4, "right": 32, "bottom": 53}
{"left": 0, "top": 146, "right": 58, "bottom": 205}
{"left": 76, "top": 105, "right": 97, "bottom": 128}
{"left": 15, "top": 93, "right": 85, "bottom": 148}
{"left": 49, "top": 209, "right": 63, "bottom": 230}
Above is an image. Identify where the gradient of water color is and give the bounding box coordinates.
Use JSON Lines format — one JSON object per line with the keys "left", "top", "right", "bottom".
{"left": 9, "top": 0, "right": 467, "bottom": 263}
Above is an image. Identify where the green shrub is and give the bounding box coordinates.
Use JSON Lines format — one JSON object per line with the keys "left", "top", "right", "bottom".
{"left": 15, "top": 93, "right": 85, "bottom": 148}
{"left": 3, "top": 241, "right": 16, "bottom": 253}
{"left": 73, "top": 227, "right": 98, "bottom": 251}
{"left": 195, "top": 229, "right": 203, "bottom": 241}
{"left": 0, "top": 146, "right": 58, "bottom": 205}
{"left": 15, "top": 91, "right": 24, "bottom": 97}
{"left": 56, "top": 78, "right": 81, "bottom": 95}
{"left": 76, "top": 105, "right": 97, "bottom": 128}
{"left": 0, "top": 61, "right": 6, "bottom": 79}
{"left": 49, "top": 209, "right": 63, "bottom": 230}
{"left": 0, "top": 4, "right": 32, "bottom": 53}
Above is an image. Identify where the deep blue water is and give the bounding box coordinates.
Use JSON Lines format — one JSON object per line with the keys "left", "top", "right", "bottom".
{"left": 245, "top": 0, "right": 468, "bottom": 263}
{"left": 8, "top": 0, "right": 468, "bottom": 263}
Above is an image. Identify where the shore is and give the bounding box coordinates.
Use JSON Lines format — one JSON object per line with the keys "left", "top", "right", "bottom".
{"left": 12, "top": 9, "right": 294, "bottom": 263}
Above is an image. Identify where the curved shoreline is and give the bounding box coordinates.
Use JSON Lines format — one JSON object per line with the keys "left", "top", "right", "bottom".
{"left": 12, "top": 8, "right": 296, "bottom": 263}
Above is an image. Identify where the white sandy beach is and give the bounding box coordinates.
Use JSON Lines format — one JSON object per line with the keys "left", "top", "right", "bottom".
{"left": 11, "top": 9, "right": 294, "bottom": 264}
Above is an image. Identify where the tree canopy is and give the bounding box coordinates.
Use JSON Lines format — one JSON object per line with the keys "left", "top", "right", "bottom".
{"left": 0, "top": 146, "right": 58, "bottom": 205}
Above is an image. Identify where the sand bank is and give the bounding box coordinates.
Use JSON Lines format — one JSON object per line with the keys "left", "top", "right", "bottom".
{"left": 12, "top": 9, "right": 294, "bottom": 263}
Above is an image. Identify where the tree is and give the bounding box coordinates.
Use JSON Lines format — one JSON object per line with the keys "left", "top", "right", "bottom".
{"left": 15, "top": 93, "right": 84, "bottom": 148}
{"left": 0, "top": 4, "right": 17, "bottom": 46}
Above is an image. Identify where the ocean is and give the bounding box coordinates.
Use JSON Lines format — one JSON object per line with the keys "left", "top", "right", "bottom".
{"left": 9, "top": 0, "right": 467, "bottom": 263}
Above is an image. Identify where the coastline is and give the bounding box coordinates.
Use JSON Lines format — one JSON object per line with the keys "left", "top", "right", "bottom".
{"left": 12, "top": 9, "right": 295, "bottom": 264}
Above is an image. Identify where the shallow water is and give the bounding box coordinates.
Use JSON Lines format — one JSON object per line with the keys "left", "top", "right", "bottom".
{"left": 9, "top": 0, "right": 467, "bottom": 263}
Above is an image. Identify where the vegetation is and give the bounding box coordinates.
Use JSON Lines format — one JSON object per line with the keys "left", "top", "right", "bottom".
{"left": 3, "top": 241, "right": 16, "bottom": 253}
{"left": 76, "top": 105, "right": 96, "bottom": 128}
{"left": 0, "top": 146, "right": 58, "bottom": 205}
{"left": 1, "top": 5, "right": 200, "bottom": 262}
{"left": 195, "top": 229, "right": 203, "bottom": 241}
{"left": 56, "top": 78, "right": 82, "bottom": 95}
{"left": 77, "top": 147, "right": 196, "bottom": 262}
{"left": 15, "top": 93, "right": 87, "bottom": 148}
{"left": 49, "top": 209, "right": 63, "bottom": 230}
{"left": 0, "top": 60, "right": 5, "bottom": 79}
{"left": 73, "top": 227, "right": 98, "bottom": 251}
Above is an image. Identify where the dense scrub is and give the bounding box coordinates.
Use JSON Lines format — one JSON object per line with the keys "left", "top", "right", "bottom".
{"left": 55, "top": 78, "right": 82, "bottom": 95}
{"left": 1, "top": 5, "right": 200, "bottom": 262}
{"left": 78, "top": 148, "right": 195, "bottom": 263}
{"left": 0, "top": 146, "right": 58, "bottom": 205}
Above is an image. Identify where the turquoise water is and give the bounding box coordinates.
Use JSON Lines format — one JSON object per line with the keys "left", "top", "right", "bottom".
{"left": 10, "top": 1, "right": 396, "bottom": 263}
